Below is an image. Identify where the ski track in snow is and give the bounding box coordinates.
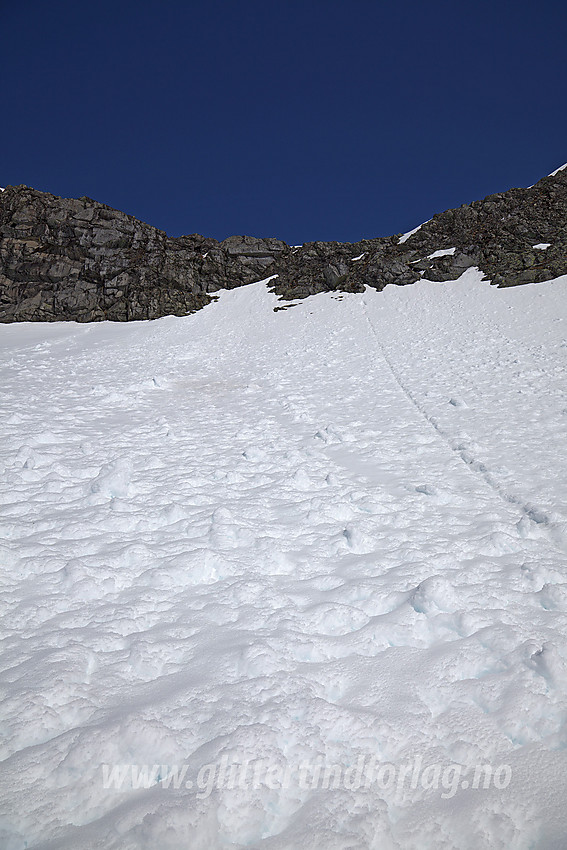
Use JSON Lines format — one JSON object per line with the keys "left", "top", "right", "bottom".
{"left": 361, "top": 275, "right": 567, "bottom": 557}
{"left": 1, "top": 272, "right": 567, "bottom": 848}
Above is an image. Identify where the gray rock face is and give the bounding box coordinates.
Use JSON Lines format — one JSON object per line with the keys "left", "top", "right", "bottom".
{"left": 270, "top": 168, "right": 567, "bottom": 300}
{"left": 1, "top": 167, "right": 566, "bottom": 322}
{"left": 0, "top": 188, "right": 286, "bottom": 322}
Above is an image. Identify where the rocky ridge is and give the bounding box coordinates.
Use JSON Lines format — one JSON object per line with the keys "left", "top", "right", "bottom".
{"left": 1, "top": 166, "right": 566, "bottom": 322}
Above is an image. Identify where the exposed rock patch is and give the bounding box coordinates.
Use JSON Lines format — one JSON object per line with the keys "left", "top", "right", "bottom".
{"left": 1, "top": 167, "right": 566, "bottom": 322}
{"left": 270, "top": 168, "right": 567, "bottom": 300}
{"left": 0, "top": 189, "right": 285, "bottom": 322}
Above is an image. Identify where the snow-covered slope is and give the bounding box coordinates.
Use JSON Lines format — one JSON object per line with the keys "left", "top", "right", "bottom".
{"left": 1, "top": 271, "right": 567, "bottom": 849}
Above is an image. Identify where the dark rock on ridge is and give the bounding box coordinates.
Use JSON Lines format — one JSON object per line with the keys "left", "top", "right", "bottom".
{"left": 1, "top": 166, "right": 566, "bottom": 322}
{"left": 0, "top": 188, "right": 286, "bottom": 322}
{"left": 270, "top": 167, "right": 567, "bottom": 300}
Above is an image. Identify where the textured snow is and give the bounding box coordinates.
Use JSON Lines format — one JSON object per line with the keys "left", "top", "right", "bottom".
{"left": 428, "top": 247, "right": 456, "bottom": 259}
{"left": 2, "top": 270, "right": 567, "bottom": 849}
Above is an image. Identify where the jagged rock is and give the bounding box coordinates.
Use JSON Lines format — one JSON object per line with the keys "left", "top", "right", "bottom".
{"left": 0, "top": 167, "right": 566, "bottom": 322}
{"left": 0, "top": 187, "right": 286, "bottom": 322}
{"left": 268, "top": 168, "right": 567, "bottom": 299}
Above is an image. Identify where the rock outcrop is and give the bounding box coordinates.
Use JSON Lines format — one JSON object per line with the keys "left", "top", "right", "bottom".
{"left": 0, "top": 189, "right": 286, "bottom": 322}
{"left": 1, "top": 166, "right": 566, "bottom": 322}
{"left": 271, "top": 166, "right": 567, "bottom": 300}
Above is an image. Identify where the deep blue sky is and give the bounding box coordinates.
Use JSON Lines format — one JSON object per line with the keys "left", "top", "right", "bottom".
{"left": 2, "top": 0, "right": 566, "bottom": 244}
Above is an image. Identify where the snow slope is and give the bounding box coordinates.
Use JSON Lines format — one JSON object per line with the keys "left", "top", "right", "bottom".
{"left": 1, "top": 271, "right": 567, "bottom": 849}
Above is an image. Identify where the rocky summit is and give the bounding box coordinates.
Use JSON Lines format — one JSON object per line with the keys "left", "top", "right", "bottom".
{"left": 1, "top": 166, "right": 566, "bottom": 322}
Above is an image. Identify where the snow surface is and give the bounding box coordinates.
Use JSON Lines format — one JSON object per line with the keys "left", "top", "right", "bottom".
{"left": 548, "top": 163, "right": 567, "bottom": 177}
{"left": 533, "top": 243, "right": 551, "bottom": 250}
{"left": 428, "top": 247, "right": 456, "bottom": 259}
{"left": 2, "top": 270, "right": 567, "bottom": 849}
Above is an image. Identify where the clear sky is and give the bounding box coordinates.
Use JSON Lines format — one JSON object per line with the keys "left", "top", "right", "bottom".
{"left": 2, "top": 0, "right": 566, "bottom": 244}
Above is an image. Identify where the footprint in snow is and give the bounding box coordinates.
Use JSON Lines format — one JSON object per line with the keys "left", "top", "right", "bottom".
{"left": 410, "top": 575, "right": 458, "bottom": 615}
{"left": 242, "top": 446, "right": 266, "bottom": 462}
{"left": 342, "top": 524, "right": 376, "bottom": 554}
{"left": 89, "top": 458, "right": 133, "bottom": 499}
{"left": 292, "top": 467, "right": 312, "bottom": 490}
{"left": 415, "top": 483, "right": 437, "bottom": 496}
{"left": 315, "top": 425, "right": 342, "bottom": 444}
